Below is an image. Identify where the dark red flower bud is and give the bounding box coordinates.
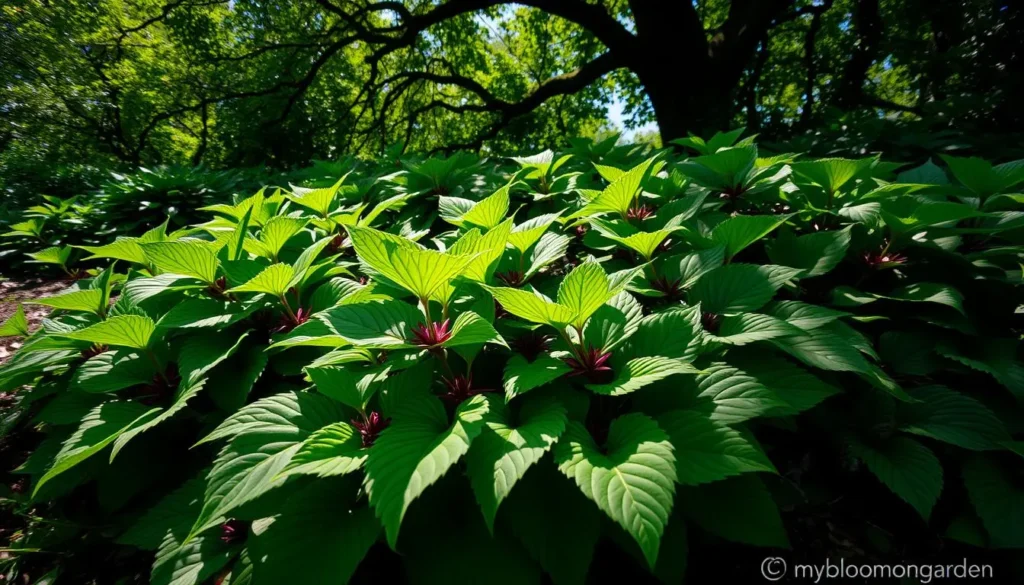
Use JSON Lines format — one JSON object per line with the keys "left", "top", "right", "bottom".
{"left": 220, "top": 519, "right": 248, "bottom": 544}
{"left": 439, "top": 374, "right": 493, "bottom": 406}
{"left": 565, "top": 345, "right": 614, "bottom": 384}
{"left": 510, "top": 331, "right": 553, "bottom": 362}
{"left": 352, "top": 411, "right": 391, "bottom": 447}
{"left": 626, "top": 204, "right": 654, "bottom": 222}
{"left": 701, "top": 311, "right": 721, "bottom": 334}
{"left": 411, "top": 319, "right": 452, "bottom": 347}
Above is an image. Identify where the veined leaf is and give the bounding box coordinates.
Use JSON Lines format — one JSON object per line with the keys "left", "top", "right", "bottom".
{"left": 317, "top": 299, "right": 423, "bottom": 348}
{"left": 711, "top": 312, "right": 804, "bottom": 345}
{"left": 690, "top": 264, "right": 793, "bottom": 314}
{"left": 0, "top": 304, "right": 30, "bottom": 337}
{"left": 691, "top": 363, "right": 785, "bottom": 424}
{"left": 466, "top": 396, "right": 568, "bottom": 531}
{"left": 555, "top": 414, "right": 676, "bottom": 569}
{"left": 444, "top": 310, "right": 506, "bottom": 348}
{"left": 143, "top": 241, "right": 220, "bottom": 284}
{"left": 767, "top": 227, "right": 851, "bottom": 277}
{"left": 659, "top": 409, "right": 776, "bottom": 485}
{"left": 461, "top": 184, "right": 511, "bottom": 229}
{"left": 30, "top": 289, "right": 105, "bottom": 315}
{"left": 486, "top": 286, "right": 574, "bottom": 326}
{"left": 287, "top": 176, "right": 347, "bottom": 217}
{"left": 277, "top": 422, "right": 368, "bottom": 479}
{"left": 587, "top": 356, "right": 698, "bottom": 396}
{"left": 557, "top": 259, "right": 611, "bottom": 329}
{"left": 306, "top": 364, "right": 390, "bottom": 410}
{"left": 78, "top": 238, "right": 148, "bottom": 265}
{"left": 710, "top": 214, "right": 790, "bottom": 261}
{"left": 848, "top": 435, "right": 942, "bottom": 520}
{"left": 364, "top": 393, "right": 491, "bottom": 548}
{"left": 509, "top": 212, "right": 562, "bottom": 253}
{"left": 503, "top": 354, "right": 571, "bottom": 401}
{"left": 59, "top": 315, "right": 156, "bottom": 350}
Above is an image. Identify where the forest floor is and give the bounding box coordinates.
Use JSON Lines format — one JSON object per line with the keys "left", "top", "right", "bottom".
{"left": 0, "top": 278, "right": 71, "bottom": 365}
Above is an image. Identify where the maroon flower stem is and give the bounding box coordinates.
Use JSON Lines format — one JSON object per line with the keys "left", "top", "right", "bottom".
{"left": 278, "top": 294, "right": 300, "bottom": 324}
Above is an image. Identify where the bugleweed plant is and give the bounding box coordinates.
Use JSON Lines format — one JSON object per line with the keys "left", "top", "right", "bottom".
{"left": 2, "top": 132, "right": 1024, "bottom": 584}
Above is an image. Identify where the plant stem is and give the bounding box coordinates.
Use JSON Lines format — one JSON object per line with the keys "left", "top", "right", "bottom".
{"left": 421, "top": 297, "right": 433, "bottom": 323}
{"left": 279, "top": 294, "right": 299, "bottom": 323}
{"left": 145, "top": 350, "right": 168, "bottom": 385}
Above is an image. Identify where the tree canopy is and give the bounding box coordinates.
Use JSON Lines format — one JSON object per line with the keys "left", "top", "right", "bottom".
{"left": 1, "top": 0, "right": 1021, "bottom": 170}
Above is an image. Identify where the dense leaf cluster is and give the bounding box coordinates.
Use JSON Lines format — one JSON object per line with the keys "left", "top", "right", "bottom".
{"left": 2, "top": 132, "right": 1024, "bottom": 584}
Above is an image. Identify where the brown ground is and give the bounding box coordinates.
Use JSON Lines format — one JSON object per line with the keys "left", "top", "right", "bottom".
{"left": 0, "top": 278, "right": 72, "bottom": 365}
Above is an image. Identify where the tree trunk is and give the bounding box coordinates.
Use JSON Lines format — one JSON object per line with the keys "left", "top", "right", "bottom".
{"left": 642, "top": 68, "right": 737, "bottom": 141}
{"left": 836, "top": 0, "right": 882, "bottom": 109}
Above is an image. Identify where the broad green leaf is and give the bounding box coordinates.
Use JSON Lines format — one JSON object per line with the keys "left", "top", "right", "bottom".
{"left": 711, "top": 312, "right": 804, "bottom": 345}
{"left": 509, "top": 212, "right": 562, "bottom": 253}
{"left": 287, "top": 176, "right": 346, "bottom": 217}
{"left": 727, "top": 352, "right": 840, "bottom": 417}
{"left": 276, "top": 422, "right": 367, "bottom": 479}
{"left": 466, "top": 396, "right": 568, "bottom": 531}
{"left": 384, "top": 244, "right": 476, "bottom": 299}
{"left": 451, "top": 220, "right": 512, "bottom": 283}
{"left": 78, "top": 238, "right": 148, "bottom": 265}
{"left": 767, "top": 227, "right": 851, "bottom": 277}
{"left": 26, "top": 245, "right": 71, "bottom": 266}
{"left": 33, "top": 401, "right": 152, "bottom": 497}
{"left": 555, "top": 414, "right": 676, "bottom": 569}
{"left": 444, "top": 310, "right": 506, "bottom": 348}
{"left": 59, "top": 315, "right": 156, "bottom": 350}
{"left": 226, "top": 263, "right": 295, "bottom": 296}
{"left": 677, "top": 147, "right": 756, "bottom": 191}
{"left": 791, "top": 157, "right": 873, "bottom": 192}
{"left": 188, "top": 392, "right": 346, "bottom": 538}
{"left": 306, "top": 364, "right": 390, "bottom": 410}
{"left": 251, "top": 216, "right": 306, "bottom": 260}
{"left": 487, "top": 286, "right": 574, "bottom": 326}
{"left": 525, "top": 232, "right": 571, "bottom": 279}
{"left": 848, "top": 436, "right": 942, "bottom": 520}
{"left": 503, "top": 354, "right": 571, "bottom": 400}
{"left": 117, "top": 478, "right": 203, "bottom": 550}
{"left": 248, "top": 479, "right": 379, "bottom": 585}
{"left": 578, "top": 157, "right": 656, "bottom": 218}
{"left": 627, "top": 305, "right": 703, "bottom": 362}
{"left": 668, "top": 246, "right": 726, "bottom": 289}
{"left": 691, "top": 363, "right": 785, "bottom": 424}
{"left": 72, "top": 350, "right": 154, "bottom": 393}
{"left": 689, "top": 264, "right": 790, "bottom": 314}
{"left": 659, "top": 409, "right": 776, "bottom": 485}
{"left": 583, "top": 290, "right": 643, "bottom": 353}
{"left": 557, "top": 259, "right": 611, "bottom": 328}
{"left": 770, "top": 324, "right": 873, "bottom": 375}
{"left": 0, "top": 304, "right": 30, "bottom": 337}
{"left": 710, "top": 214, "right": 790, "bottom": 261}
{"left": 143, "top": 241, "right": 220, "bottom": 284}
{"left": 587, "top": 356, "right": 698, "bottom": 396}
{"left": 364, "top": 393, "right": 491, "bottom": 548}
{"left": 898, "top": 385, "right": 1010, "bottom": 450}
{"left": 605, "top": 229, "right": 675, "bottom": 260}
{"left": 111, "top": 379, "right": 206, "bottom": 460}
{"left": 764, "top": 301, "right": 849, "bottom": 330}
{"left": 30, "top": 289, "right": 105, "bottom": 315}
{"left": 317, "top": 299, "right": 423, "bottom": 348}
{"left": 888, "top": 282, "right": 966, "bottom": 315}
{"left": 158, "top": 297, "right": 263, "bottom": 329}
{"left": 461, "top": 184, "right": 511, "bottom": 229}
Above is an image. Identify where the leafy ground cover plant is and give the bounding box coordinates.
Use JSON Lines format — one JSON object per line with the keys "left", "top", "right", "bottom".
{"left": 1, "top": 133, "right": 1024, "bottom": 584}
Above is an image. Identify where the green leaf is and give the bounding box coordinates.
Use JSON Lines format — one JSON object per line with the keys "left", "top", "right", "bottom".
{"left": 387, "top": 245, "right": 476, "bottom": 299}
{"left": 251, "top": 216, "right": 306, "bottom": 260}
{"left": 669, "top": 246, "right": 726, "bottom": 289}
{"left": 659, "top": 410, "right": 776, "bottom": 485}
{"left": 117, "top": 478, "right": 204, "bottom": 550}
{"left": 143, "top": 241, "right": 220, "bottom": 284}
{"left": 767, "top": 227, "right": 851, "bottom": 277}
{"left": 72, "top": 350, "right": 154, "bottom": 393}
{"left": 848, "top": 435, "right": 942, "bottom": 520}
{"left": 306, "top": 364, "right": 390, "bottom": 410}
{"left": 188, "top": 392, "right": 346, "bottom": 539}
{"left": 587, "top": 356, "right": 698, "bottom": 396}
{"left": 691, "top": 363, "right": 785, "bottom": 424}
{"left": 583, "top": 291, "right": 643, "bottom": 353}
{"left": 276, "top": 422, "right": 367, "bottom": 479}
{"left": 111, "top": 379, "right": 206, "bottom": 460}
{"left": 605, "top": 229, "right": 676, "bottom": 260}
{"left": 888, "top": 282, "right": 966, "bottom": 315}
{"left": 466, "top": 396, "right": 568, "bottom": 531}
{"left": 711, "top": 313, "right": 804, "bottom": 345}
{"left": 557, "top": 259, "right": 612, "bottom": 329}
{"left": 508, "top": 212, "right": 562, "bottom": 253}
{"left": 962, "top": 454, "right": 1024, "bottom": 547}
{"left": 364, "top": 393, "right": 491, "bottom": 548}
{"left": 486, "top": 286, "right": 574, "bottom": 327}
{"left": 287, "top": 176, "right": 346, "bottom": 216}
{"left": 710, "top": 214, "right": 790, "bottom": 261}
{"left": 503, "top": 354, "right": 571, "bottom": 400}
{"left": 30, "top": 289, "right": 105, "bottom": 315}
{"left": 555, "top": 414, "right": 676, "bottom": 568}
{"left": 627, "top": 305, "right": 702, "bottom": 362}
{"left": 770, "top": 324, "right": 872, "bottom": 374}
{"left": 898, "top": 385, "right": 1010, "bottom": 450}
{"left": 317, "top": 299, "right": 423, "bottom": 348}
{"left": 59, "top": 315, "right": 156, "bottom": 350}
{"left": 689, "top": 264, "right": 790, "bottom": 314}
{"left": 32, "top": 401, "right": 152, "bottom": 497}
{"left": 726, "top": 352, "right": 840, "bottom": 417}
{"left": 445, "top": 310, "right": 506, "bottom": 348}
{"left": 158, "top": 297, "right": 263, "bottom": 329}
{"left": 248, "top": 480, "right": 379, "bottom": 585}
{"left": 450, "top": 220, "right": 512, "bottom": 283}
{"left": 791, "top": 157, "right": 873, "bottom": 192}
{"left": 525, "top": 232, "right": 571, "bottom": 279}
{"left": 0, "top": 304, "right": 30, "bottom": 337}
{"left": 677, "top": 475, "right": 789, "bottom": 548}
{"left": 573, "top": 157, "right": 656, "bottom": 217}
{"left": 461, "top": 184, "right": 511, "bottom": 229}
{"left": 78, "top": 238, "right": 148, "bottom": 265}
{"left": 26, "top": 245, "right": 71, "bottom": 266}
{"left": 226, "top": 263, "right": 294, "bottom": 296}
{"left": 764, "top": 301, "right": 849, "bottom": 330}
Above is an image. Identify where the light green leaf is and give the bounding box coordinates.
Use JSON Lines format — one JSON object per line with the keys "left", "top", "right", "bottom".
{"left": 305, "top": 364, "right": 390, "bottom": 410}
{"left": 791, "top": 157, "right": 873, "bottom": 192}
{"left": 461, "top": 184, "right": 511, "bottom": 229}
{"left": 711, "top": 312, "right": 804, "bottom": 345}
{"left": 848, "top": 435, "right": 942, "bottom": 520}
{"left": 0, "top": 304, "right": 30, "bottom": 337}
{"left": 627, "top": 305, "right": 703, "bottom": 362}
{"left": 659, "top": 409, "right": 776, "bottom": 485}
{"left": 554, "top": 414, "right": 676, "bottom": 569}
{"left": 30, "top": 289, "right": 105, "bottom": 315}
{"left": 606, "top": 229, "right": 676, "bottom": 260}
{"left": 197, "top": 391, "right": 347, "bottom": 446}
{"left": 78, "top": 238, "right": 148, "bottom": 265}
{"left": 59, "top": 315, "right": 156, "bottom": 350}
{"left": 467, "top": 396, "right": 568, "bottom": 531}
{"left": 26, "top": 245, "right": 71, "bottom": 266}
{"left": 444, "top": 310, "right": 506, "bottom": 348}
{"left": 226, "top": 263, "right": 295, "bottom": 296}
{"left": 509, "top": 212, "right": 562, "bottom": 253}
{"left": 252, "top": 216, "right": 306, "bottom": 260}
{"left": 487, "top": 286, "right": 574, "bottom": 327}
{"left": 143, "top": 241, "right": 220, "bottom": 284}
{"left": 287, "top": 176, "right": 346, "bottom": 217}
{"left": 557, "top": 259, "right": 612, "bottom": 328}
